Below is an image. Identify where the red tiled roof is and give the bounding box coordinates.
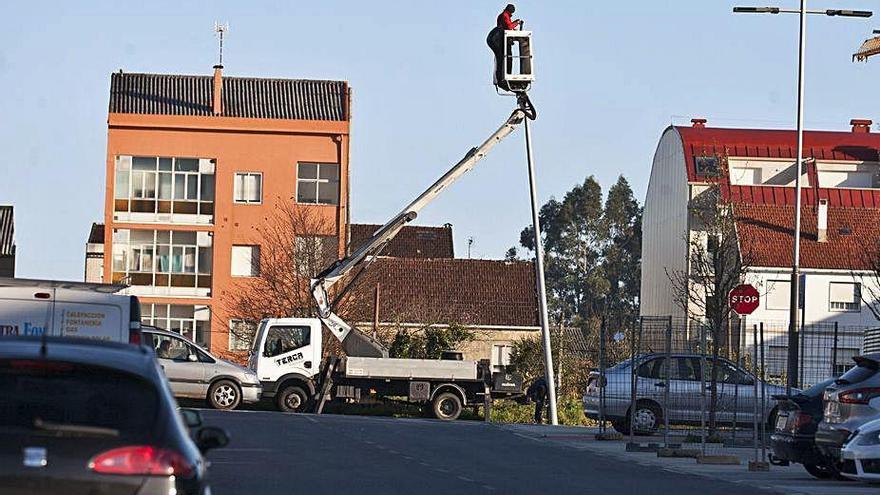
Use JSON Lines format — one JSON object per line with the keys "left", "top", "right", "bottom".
{"left": 675, "top": 126, "right": 880, "bottom": 182}
{"left": 341, "top": 257, "right": 539, "bottom": 328}
{"left": 735, "top": 203, "right": 878, "bottom": 270}
{"left": 349, "top": 223, "right": 454, "bottom": 259}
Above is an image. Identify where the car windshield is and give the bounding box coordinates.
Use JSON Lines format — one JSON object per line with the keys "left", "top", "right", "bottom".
{"left": 0, "top": 359, "right": 159, "bottom": 440}
{"left": 798, "top": 378, "right": 835, "bottom": 398}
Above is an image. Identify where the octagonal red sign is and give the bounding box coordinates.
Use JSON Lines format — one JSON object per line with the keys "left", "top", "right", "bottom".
{"left": 729, "top": 284, "right": 760, "bottom": 316}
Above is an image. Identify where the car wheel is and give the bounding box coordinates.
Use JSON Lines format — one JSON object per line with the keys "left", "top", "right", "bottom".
{"left": 208, "top": 380, "right": 241, "bottom": 410}
{"left": 630, "top": 402, "right": 661, "bottom": 435}
{"left": 432, "top": 392, "right": 463, "bottom": 421}
{"left": 804, "top": 463, "right": 832, "bottom": 480}
{"left": 277, "top": 386, "right": 309, "bottom": 413}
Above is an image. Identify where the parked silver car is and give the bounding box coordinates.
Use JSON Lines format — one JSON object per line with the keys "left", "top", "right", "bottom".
{"left": 583, "top": 353, "right": 787, "bottom": 435}
{"left": 142, "top": 326, "right": 262, "bottom": 410}
{"left": 816, "top": 353, "right": 880, "bottom": 473}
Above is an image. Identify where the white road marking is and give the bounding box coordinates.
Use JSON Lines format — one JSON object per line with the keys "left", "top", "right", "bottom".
{"left": 457, "top": 476, "right": 475, "bottom": 482}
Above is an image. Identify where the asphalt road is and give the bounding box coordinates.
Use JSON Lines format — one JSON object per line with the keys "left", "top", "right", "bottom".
{"left": 197, "top": 409, "right": 778, "bottom": 495}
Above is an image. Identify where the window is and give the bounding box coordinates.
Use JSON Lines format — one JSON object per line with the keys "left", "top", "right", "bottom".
{"left": 231, "top": 245, "right": 260, "bottom": 277}
{"left": 234, "top": 172, "right": 262, "bottom": 204}
{"left": 830, "top": 282, "right": 861, "bottom": 312}
{"left": 695, "top": 156, "right": 719, "bottom": 177}
{"left": 141, "top": 303, "right": 210, "bottom": 347}
{"left": 229, "top": 320, "right": 257, "bottom": 352}
{"left": 491, "top": 344, "right": 514, "bottom": 373}
{"left": 114, "top": 156, "right": 214, "bottom": 222}
{"left": 295, "top": 236, "right": 337, "bottom": 276}
{"left": 834, "top": 349, "right": 860, "bottom": 376}
{"left": 297, "top": 163, "right": 339, "bottom": 205}
{"left": 263, "top": 325, "right": 311, "bottom": 357}
{"left": 766, "top": 280, "right": 790, "bottom": 310}
{"left": 112, "top": 230, "right": 212, "bottom": 293}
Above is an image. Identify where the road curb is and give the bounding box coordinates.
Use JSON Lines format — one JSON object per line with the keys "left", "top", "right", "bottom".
{"left": 696, "top": 454, "right": 741, "bottom": 465}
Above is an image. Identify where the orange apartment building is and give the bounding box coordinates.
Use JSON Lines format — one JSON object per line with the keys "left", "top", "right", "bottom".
{"left": 102, "top": 66, "right": 350, "bottom": 354}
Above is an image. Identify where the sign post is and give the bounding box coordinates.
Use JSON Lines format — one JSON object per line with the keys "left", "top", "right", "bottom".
{"left": 729, "top": 284, "right": 760, "bottom": 316}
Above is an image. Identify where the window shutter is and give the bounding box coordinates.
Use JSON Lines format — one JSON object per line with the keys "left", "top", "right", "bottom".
{"left": 830, "top": 283, "right": 858, "bottom": 304}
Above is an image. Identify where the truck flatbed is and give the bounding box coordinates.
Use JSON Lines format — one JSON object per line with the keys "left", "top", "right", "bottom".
{"left": 343, "top": 356, "right": 478, "bottom": 381}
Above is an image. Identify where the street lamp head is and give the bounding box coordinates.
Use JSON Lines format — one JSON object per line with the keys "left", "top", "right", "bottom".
{"left": 733, "top": 6, "right": 781, "bottom": 14}
{"left": 826, "top": 9, "right": 873, "bottom": 18}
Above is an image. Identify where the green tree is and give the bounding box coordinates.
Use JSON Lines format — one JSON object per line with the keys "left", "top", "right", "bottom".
{"left": 387, "top": 324, "right": 475, "bottom": 359}
{"left": 601, "top": 176, "right": 643, "bottom": 316}
{"left": 520, "top": 176, "right": 609, "bottom": 323}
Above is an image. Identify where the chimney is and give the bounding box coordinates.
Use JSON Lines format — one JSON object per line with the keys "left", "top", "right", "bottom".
{"left": 691, "top": 118, "right": 707, "bottom": 128}
{"left": 817, "top": 198, "right": 828, "bottom": 242}
{"left": 212, "top": 65, "right": 223, "bottom": 116}
{"left": 851, "top": 119, "right": 872, "bottom": 133}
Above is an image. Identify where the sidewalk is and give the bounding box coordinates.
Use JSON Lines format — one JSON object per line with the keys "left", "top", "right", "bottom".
{"left": 498, "top": 424, "right": 875, "bottom": 495}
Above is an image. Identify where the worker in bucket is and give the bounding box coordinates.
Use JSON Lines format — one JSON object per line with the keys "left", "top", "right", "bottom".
{"left": 486, "top": 4, "right": 523, "bottom": 91}
{"left": 527, "top": 376, "right": 548, "bottom": 424}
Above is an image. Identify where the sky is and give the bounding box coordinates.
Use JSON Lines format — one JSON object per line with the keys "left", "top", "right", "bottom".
{"left": 1, "top": 0, "right": 878, "bottom": 280}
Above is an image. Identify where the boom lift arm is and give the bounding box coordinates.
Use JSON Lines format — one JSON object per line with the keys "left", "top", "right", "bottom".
{"left": 310, "top": 96, "right": 535, "bottom": 358}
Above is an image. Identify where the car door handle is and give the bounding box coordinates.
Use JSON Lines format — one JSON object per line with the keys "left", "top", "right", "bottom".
{"left": 654, "top": 382, "right": 667, "bottom": 388}
{"left": 304, "top": 361, "right": 312, "bottom": 369}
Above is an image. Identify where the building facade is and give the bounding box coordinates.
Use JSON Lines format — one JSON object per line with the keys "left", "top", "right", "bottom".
{"left": 641, "top": 118, "right": 880, "bottom": 381}
{"left": 103, "top": 68, "right": 350, "bottom": 354}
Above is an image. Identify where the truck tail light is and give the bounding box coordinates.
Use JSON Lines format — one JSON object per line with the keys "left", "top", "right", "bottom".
{"left": 839, "top": 388, "right": 880, "bottom": 405}
{"left": 88, "top": 446, "right": 194, "bottom": 477}
{"left": 129, "top": 330, "right": 141, "bottom": 346}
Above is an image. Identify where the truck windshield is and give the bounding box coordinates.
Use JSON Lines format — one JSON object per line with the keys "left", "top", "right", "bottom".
{"left": 251, "top": 320, "right": 268, "bottom": 355}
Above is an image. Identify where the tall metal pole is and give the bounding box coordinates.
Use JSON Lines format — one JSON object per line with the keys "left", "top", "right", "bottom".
{"left": 787, "top": 0, "right": 807, "bottom": 394}
{"left": 524, "top": 117, "right": 558, "bottom": 425}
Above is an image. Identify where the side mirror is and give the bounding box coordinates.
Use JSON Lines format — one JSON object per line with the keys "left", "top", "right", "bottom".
{"left": 180, "top": 408, "right": 203, "bottom": 428}
{"left": 196, "top": 426, "right": 229, "bottom": 453}
{"left": 188, "top": 354, "right": 198, "bottom": 362}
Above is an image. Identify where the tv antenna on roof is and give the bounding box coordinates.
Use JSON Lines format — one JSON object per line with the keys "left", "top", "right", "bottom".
{"left": 214, "top": 21, "right": 229, "bottom": 67}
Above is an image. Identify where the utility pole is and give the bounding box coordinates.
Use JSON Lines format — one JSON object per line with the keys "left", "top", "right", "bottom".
{"left": 733, "top": 2, "right": 872, "bottom": 392}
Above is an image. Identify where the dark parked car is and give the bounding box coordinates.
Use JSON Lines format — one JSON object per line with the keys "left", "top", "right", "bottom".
{"left": 0, "top": 336, "right": 229, "bottom": 495}
{"left": 770, "top": 378, "right": 836, "bottom": 479}
{"left": 816, "top": 353, "right": 880, "bottom": 477}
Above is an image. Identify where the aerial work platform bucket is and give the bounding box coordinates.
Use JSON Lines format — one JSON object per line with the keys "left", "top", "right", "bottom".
{"left": 495, "top": 30, "right": 534, "bottom": 92}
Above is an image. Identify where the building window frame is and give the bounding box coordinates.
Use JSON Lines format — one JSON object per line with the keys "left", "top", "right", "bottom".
{"left": 114, "top": 156, "right": 215, "bottom": 222}
{"left": 829, "top": 282, "right": 861, "bottom": 312}
{"left": 231, "top": 245, "right": 260, "bottom": 278}
{"left": 142, "top": 303, "right": 211, "bottom": 347}
{"left": 296, "top": 162, "right": 340, "bottom": 205}
{"left": 229, "top": 319, "right": 257, "bottom": 351}
{"left": 111, "top": 229, "right": 212, "bottom": 290}
{"left": 233, "top": 172, "right": 263, "bottom": 204}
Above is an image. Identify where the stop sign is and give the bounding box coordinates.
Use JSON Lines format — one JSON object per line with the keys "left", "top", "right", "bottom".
{"left": 729, "top": 284, "right": 760, "bottom": 315}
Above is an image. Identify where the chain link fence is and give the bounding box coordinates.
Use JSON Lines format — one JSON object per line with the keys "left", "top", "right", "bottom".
{"left": 582, "top": 315, "right": 874, "bottom": 458}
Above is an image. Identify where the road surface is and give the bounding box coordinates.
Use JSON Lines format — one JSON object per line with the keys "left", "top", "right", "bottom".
{"left": 199, "top": 410, "right": 776, "bottom": 495}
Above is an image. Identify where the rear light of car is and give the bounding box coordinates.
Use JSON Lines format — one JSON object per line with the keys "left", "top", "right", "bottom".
{"left": 789, "top": 412, "right": 812, "bottom": 433}
{"left": 6, "top": 360, "right": 73, "bottom": 372}
{"left": 129, "top": 330, "right": 141, "bottom": 346}
{"left": 838, "top": 388, "right": 880, "bottom": 405}
{"left": 88, "top": 446, "right": 194, "bottom": 477}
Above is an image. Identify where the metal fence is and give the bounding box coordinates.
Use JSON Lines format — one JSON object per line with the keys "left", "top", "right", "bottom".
{"left": 583, "top": 315, "right": 873, "bottom": 457}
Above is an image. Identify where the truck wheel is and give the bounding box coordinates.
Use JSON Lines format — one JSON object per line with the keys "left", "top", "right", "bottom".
{"left": 277, "top": 386, "right": 309, "bottom": 413}
{"left": 208, "top": 380, "right": 241, "bottom": 410}
{"left": 432, "top": 392, "right": 463, "bottom": 421}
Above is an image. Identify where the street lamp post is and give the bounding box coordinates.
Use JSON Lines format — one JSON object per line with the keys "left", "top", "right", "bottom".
{"left": 734, "top": 3, "right": 871, "bottom": 393}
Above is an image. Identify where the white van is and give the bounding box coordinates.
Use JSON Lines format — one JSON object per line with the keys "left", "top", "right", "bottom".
{"left": 0, "top": 278, "right": 143, "bottom": 344}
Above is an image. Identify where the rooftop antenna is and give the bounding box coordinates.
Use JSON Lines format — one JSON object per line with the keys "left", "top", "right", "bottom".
{"left": 467, "top": 237, "right": 474, "bottom": 258}
{"left": 214, "top": 21, "right": 229, "bottom": 67}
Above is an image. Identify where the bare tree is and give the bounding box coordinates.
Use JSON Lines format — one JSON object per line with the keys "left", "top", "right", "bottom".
{"left": 666, "top": 152, "right": 756, "bottom": 433}
{"left": 219, "top": 200, "right": 339, "bottom": 358}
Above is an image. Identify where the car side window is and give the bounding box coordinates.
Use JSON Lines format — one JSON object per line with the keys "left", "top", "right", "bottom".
{"left": 264, "top": 325, "right": 311, "bottom": 358}
{"left": 637, "top": 358, "right": 662, "bottom": 379}
{"left": 154, "top": 334, "right": 192, "bottom": 361}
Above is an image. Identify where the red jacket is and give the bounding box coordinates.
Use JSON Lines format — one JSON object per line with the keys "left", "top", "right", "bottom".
{"left": 497, "top": 11, "right": 518, "bottom": 30}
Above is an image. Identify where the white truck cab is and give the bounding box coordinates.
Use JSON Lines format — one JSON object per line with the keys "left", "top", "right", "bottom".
{"left": 248, "top": 318, "right": 324, "bottom": 411}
